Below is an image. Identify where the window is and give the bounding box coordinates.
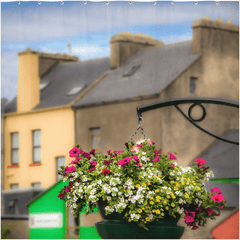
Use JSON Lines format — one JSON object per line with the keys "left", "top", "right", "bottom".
{"left": 56, "top": 156, "right": 65, "bottom": 181}
{"left": 32, "top": 130, "right": 41, "bottom": 163}
{"left": 89, "top": 128, "right": 101, "bottom": 153}
{"left": 39, "top": 82, "right": 50, "bottom": 91}
{"left": 122, "top": 65, "right": 141, "bottom": 78}
{"left": 67, "top": 84, "right": 85, "bottom": 96}
{"left": 10, "top": 183, "right": 19, "bottom": 190}
{"left": 11, "top": 132, "right": 19, "bottom": 165}
{"left": 32, "top": 182, "right": 42, "bottom": 188}
{"left": 190, "top": 77, "right": 197, "bottom": 94}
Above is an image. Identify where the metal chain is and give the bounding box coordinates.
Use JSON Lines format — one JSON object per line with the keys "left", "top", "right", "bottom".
{"left": 124, "top": 116, "right": 147, "bottom": 150}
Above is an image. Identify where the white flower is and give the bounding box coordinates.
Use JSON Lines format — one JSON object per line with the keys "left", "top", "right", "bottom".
{"left": 195, "top": 198, "right": 199, "bottom": 203}
{"left": 98, "top": 180, "right": 102, "bottom": 185}
{"left": 179, "top": 199, "right": 183, "bottom": 204}
{"left": 149, "top": 163, "right": 153, "bottom": 166}
{"left": 175, "top": 191, "right": 180, "bottom": 195}
{"left": 149, "top": 214, "right": 154, "bottom": 220}
{"left": 170, "top": 172, "right": 174, "bottom": 176}
{"left": 63, "top": 177, "right": 68, "bottom": 182}
{"left": 107, "top": 196, "right": 111, "bottom": 201}
{"left": 183, "top": 200, "right": 186, "bottom": 204}
{"left": 141, "top": 156, "right": 146, "bottom": 161}
{"left": 142, "top": 152, "right": 146, "bottom": 155}
{"left": 166, "top": 190, "right": 171, "bottom": 195}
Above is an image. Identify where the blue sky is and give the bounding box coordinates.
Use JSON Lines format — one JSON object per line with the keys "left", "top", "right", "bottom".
{"left": 1, "top": 1, "right": 239, "bottom": 102}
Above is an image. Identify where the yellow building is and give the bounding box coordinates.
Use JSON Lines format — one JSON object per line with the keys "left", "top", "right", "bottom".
{"left": 3, "top": 49, "right": 110, "bottom": 190}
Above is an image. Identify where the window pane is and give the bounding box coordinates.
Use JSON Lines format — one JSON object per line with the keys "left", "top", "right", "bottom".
{"left": 10, "top": 184, "right": 19, "bottom": 190}
{"left": 33, "top": 148, "right": 41, "bottom": 162}
{"left": 92, "top": 129, "right": 100, "bottom": 134}
{"left": 12, "top": 150, "right": 19, "bottom": 164}
{"left": 57, "top": 157, "right": 65, "bottom": 181}
{"left": 33, "top": 130, "right": 41, "bottom": 146}
{"left": 98, "top": 137, "right": 101, "bottom": 149}
{"left": 11, "top": 133, "right": 19, "bottom": 148}
{"left": 190, "top": 78, "right": 197, "bottom": 94}
{"left": 32, "top": 182, "right": 41, "bottom": 188}
{"left": 92, "top": 136, "right": 96, "bottom": 149}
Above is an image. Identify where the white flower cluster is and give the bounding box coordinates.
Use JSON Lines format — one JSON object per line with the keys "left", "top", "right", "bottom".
{"left": 130, "top": 213, "right": 140, "bottom": 220}
{"left": 177, "top": 207, "right": 184, "bottom": 214}
{"left": 110, "top": 178, "right": 121, "bottom": 186}
{"left": 115, "top": 202, "right": 127, "bottom": 211}
{"left": 105, "top": 206, "right": 114, "bottom": 212}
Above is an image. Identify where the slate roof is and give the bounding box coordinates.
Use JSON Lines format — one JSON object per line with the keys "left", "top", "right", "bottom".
{"left": 196, "top": 130, "right": 239, "bottom": 207}
{"left": 74, "top": 40, "right": 201, "bottom": 107}
{"left": 4, "top": 57, "right": 110, "bottom": 113}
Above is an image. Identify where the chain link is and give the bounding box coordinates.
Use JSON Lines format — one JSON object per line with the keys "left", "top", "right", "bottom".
{"left": 123, "top": 116, "right": 147, "bottom": 150}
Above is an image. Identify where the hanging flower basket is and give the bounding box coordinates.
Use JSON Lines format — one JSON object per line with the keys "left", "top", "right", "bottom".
{"left": 58, "top": 138, "right": 227, "bottom": 239}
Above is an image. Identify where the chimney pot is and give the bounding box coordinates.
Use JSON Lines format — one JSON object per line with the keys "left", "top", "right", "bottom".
{"left": 217, "top": 18, "right": 222, "bottom": 22}
{"left": 227, "top": 19, "right": 232, "bottom": 24}
{"left": 204, "top": 16, "right": 210, "bottom": 20}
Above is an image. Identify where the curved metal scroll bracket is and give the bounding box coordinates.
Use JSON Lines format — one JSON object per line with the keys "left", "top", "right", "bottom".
{"left": 137, "top": 97, "right": 239, "bottom": 145}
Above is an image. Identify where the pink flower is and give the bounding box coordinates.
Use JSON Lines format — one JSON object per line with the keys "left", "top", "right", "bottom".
{"left": 196, "top": 206, "right": 202, "bottom": 212}
{"left": 184, "top": 214, "right": 195, "bottom": 224}
{"left": 89, "top": 149, "right": 96, "bottom": 156}
{"left": 58, "top": 193, "right": 65, "bottom": 199}
{"left": 107, "top": 150, "right": 114, "bottom": 157}
{"left": 206, "top": 208, "right": 214, "bottom": 216}
{"left": 210, "top": 187, "right": 222, "bottom": 195}
{"left": 219, "top": 206, "right": 223, "bottom": 209}
{"left": 113, "top": 150, "right": 124, "bottom": 155}
{"left": 69, "top": 147, "right": 81, "bottom": 157}
{"left": 89, "top": 167, "right": 96, "bottom": 173}
{"left": 215, "top": 213, "right": 220, "bottom": 216}
{"left": 131, "top": 146, "right": 139, "bottom": 153}
{"left": 146, "top": 139, "right": 154, "bottom": 145}
{"left": 136, "top": 163, "right": 142, "bottom": 168}
{"left": 195, "top": 158, "right": 207, "bottom": 166}
{"left": 65, "top": 166, "right": 76, "bottom": 174}
{"left": 117, "top": 157, "right": 132, "bottom": 167}
{"left": 170, "top": 164, "right": 175, "bottom": 168}
{"left": 192, "top": 223, "right": 199, "bottom": 230}
{"left": 90, "top": 161, "right": 97, "bottom": 167}
{"left": 83, "top": 152, "right": 91, "bottom": 160}
{"left": 136, "top": 144, "right": 143, "bottom": 148}
{"left": 154, "top": 150, "right": 158, "bottom": 155}
{"left": 152, "top": 156, "right": 160, "bottom": 162}
{"left": 167, "top": 152, "right": 178, "bottom": 161}
{"left": 101, "top": 168, "right": 112, "bottom": 176}
{"left": 70, "top": 157, "right": 81, "bottom": 165}
{"left": 185, "top": 211, "right": 196, "bottom": 217}
{"left": 132, "top": 156, "right": 139, "bottom": 162}
{"left": 211, "top": 194, "right": 225, "bottom": 203}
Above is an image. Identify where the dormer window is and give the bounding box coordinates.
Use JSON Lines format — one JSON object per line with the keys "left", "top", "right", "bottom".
{"left": 39, "top": 82, "right": 50, "bottom": 91}
{"left": 123, "top": 65, "right": 141, "bottom": 78}
{"left": 67, "top": 84, "right": 85, "bottom": 96}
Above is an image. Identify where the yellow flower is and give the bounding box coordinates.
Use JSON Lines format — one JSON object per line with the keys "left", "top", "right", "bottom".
{"left": 158, "top": 175, "right": 161, "bottom": 177}
{"left": 146, "top": 187, "right": 150, "bottom": 190}
{"left": 176, "top": 183, "right": 180, "bottom": 187}
{"left": 156, "top": 196, "right": 161, "bottom": 199}
{"left": 174, "top": 187, "right": 178, "bottom": 191}
{"left": 127, "top": 189, "right": 130, "bottom": 192}
{"left": 150, "top": 201, "right": 154, "bottom": 205}
{"left": 138, "top": 214, "right": 141, "bottom": 218}
{"left": 167, "top": 195, "right": 170, "bottom": 198}
{"left": 197, "top": 187, "right": 201, "bottom": 191}
{"left": 142, "top": 183, "right": 146, "bottom": 187}
{"left": 184, "top": 193, "right": 189, "bottom": 199}
{"left": 142, "top": 207, "right": 145, "bottom": 210}
{"left": 128, "top": 219, "right": 131, "bottom": 222}
{"left": 139, "top": 175, "right": 141, "bottom": 178}
{"left": 182, "top": 182, "right": 185, "bottom": 185}
{"left": 136, "top": 184, "right": 140, "bottom": 188}
{"left": 156, "top": 210, "right": 160, "bottom": 214}
{"left": 165, "top": 206, "right": 169, "bottom": 210}
{"left": 154, "top": 176, "right": 156, "bottom": 178}
{"left": 193, "top": 183, "right": 196, "bottom": 185}
{"left": 172, "top": 195, "right": 176, "bottom": 199}
{"left": 161, "top": 213, "right": 164, "bottom": 216}
{"left": 146, "top": 217, "right": 150, "bottom": 222}
{"left": 155, "top": 189, "right": 159, "bottom": 193}
{"left": 150, "top": 197, "right": 154, "bottom": 200}
{"left": 148, "top": 182, "right": 151, "bottom": 185}
{"left": 170, "top": 181, "right": 175, "bottom": 184}
{"left": 145, "top": 202, "right": 148, "bottom": 205}
{"left": 156, "top": 199, "right": 160, "bottom": 202}
{"left": 152, "top": 210, "right": 156, "bottom": 213}
{"left": 196, "top": 176, "right": 198, "bottom": 179}
{"left": 171, "top": 203, "right": 175, "bottom": 207}
{"left": 163, "top": 200, "right": 167, "bottom": 204}
{"left": 138, "top": 209, "right": 142, "bottom": 213}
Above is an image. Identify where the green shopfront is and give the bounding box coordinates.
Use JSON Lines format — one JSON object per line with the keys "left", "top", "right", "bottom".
{"left": 27, "top": 180, "right": 101, "bottom": 239}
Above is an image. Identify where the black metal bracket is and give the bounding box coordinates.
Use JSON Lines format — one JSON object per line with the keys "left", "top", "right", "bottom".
{"left": 137, "top": 97, "right": 239, "bottom": 145}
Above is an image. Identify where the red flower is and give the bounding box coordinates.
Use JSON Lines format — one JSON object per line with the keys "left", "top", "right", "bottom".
{"left": 196, "top": 206, "right": 202, "bottom": 212}
{"left": 64, "top": 186, "right": 71, "bottom": 194}
{"left": 167, "top": 152, "right": 178, "bottom": 161}
{"left": 206, "top": 207, "right": 214, "bottom": 216}
{"left": 58, "top": 193, "right": 65, "bottom": 199}
{"left": 90, "top": 161, "right": 97, "bottom": 167}
{"left": 219, "top": 206, "right": 223, "bottom": 209}
{"left": 195, "top": 158, "right": 207, "bottom": 166}
{"left": 69, "top": 147, "right": 81, "bottom": 157}
{"left": 101, "top": 168, "right": 112, "bottom": 176}
{"left": 184, "top": 215, "right": 195, "bottom": 224}
{"left": 192, "top": 224, "right": 199, "bottom": 230}
{"left": 215, "top": 213, "right": 220, "bottom": 216}
{"left": 89, "top": 167, "right": 96, "bottom": 173}
{"left": 89, "top": 149, "right": 96, "bottom": 156}
{"left": 83, "top": 152, "right": 91, "bottom": 160}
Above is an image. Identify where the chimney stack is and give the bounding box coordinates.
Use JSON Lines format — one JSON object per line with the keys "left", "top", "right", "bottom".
{"left": 191, "top": 17, "right": 239, "bottom": 55}
{"left": 110, "top": 32, "right": 163, "bottom": 69}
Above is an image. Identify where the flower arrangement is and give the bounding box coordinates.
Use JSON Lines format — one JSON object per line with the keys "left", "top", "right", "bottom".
{"left": 58, "top": 138, "right": 227, "bottom": 231}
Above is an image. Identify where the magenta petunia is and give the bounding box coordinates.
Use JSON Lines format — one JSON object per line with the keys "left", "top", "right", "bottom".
{"left": 118, "top": 157, "right": 132, "bottom": 167}
{"left": 192, "top": 223, "right": 199, "bottom": 230}
{"left": 195, "top": 158, "right": 207, "bottom": 166}
{"left": 219, "top": 206, "right": 223, "bottom": 209}
{"left": 136, "top": 163, "right": 142, "bottom": 168}
{"left": 211, "top": 194, "right": 225, "bottom": 203}
{"left": 210, "top": 187, "right": 222, "bottom": 195}
{"left": 167, "top": 152, "right": 178, "bottom": 161}
{"left": 58, "top": 193, "right": 65, "bottom": 199}
{"left": 83, "top": 152, "right": 91, "bottom": 160}
{"left": 114, "top": 150, "right": 124, "bottom": 155}
{"left": 206, "top": 207, "right": 214, "bottom": 215}
{"left": 69, "top": 147, "right": 81, "bottom": 157}
{"left": 185, "top": 211, "right": 196, "bottom": 217}
{"left": 184, "top": 214, "right": 195, "bottom": 224}
{"left": 70, "top": 157, "right": 81, "bottom": 165}
{"left": 132, "top": 156, "right": 139, "bottom": 162}
{"left": 89, "top": 149, "right": 96, "bottom": 156}
{"left": 154, "top": 150, "right": 158, "bottom": 155}
{"left": 65, "top": 166, "right": 77, "bottom": 174}
{"left": 152, "top": 156, "right": 160, "bottom": 162}
{"left": 90, "top": 161, "right": 97, "bottom": 167}
{"left": 195, "top": 206, "right": 202, "bottom": 212}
